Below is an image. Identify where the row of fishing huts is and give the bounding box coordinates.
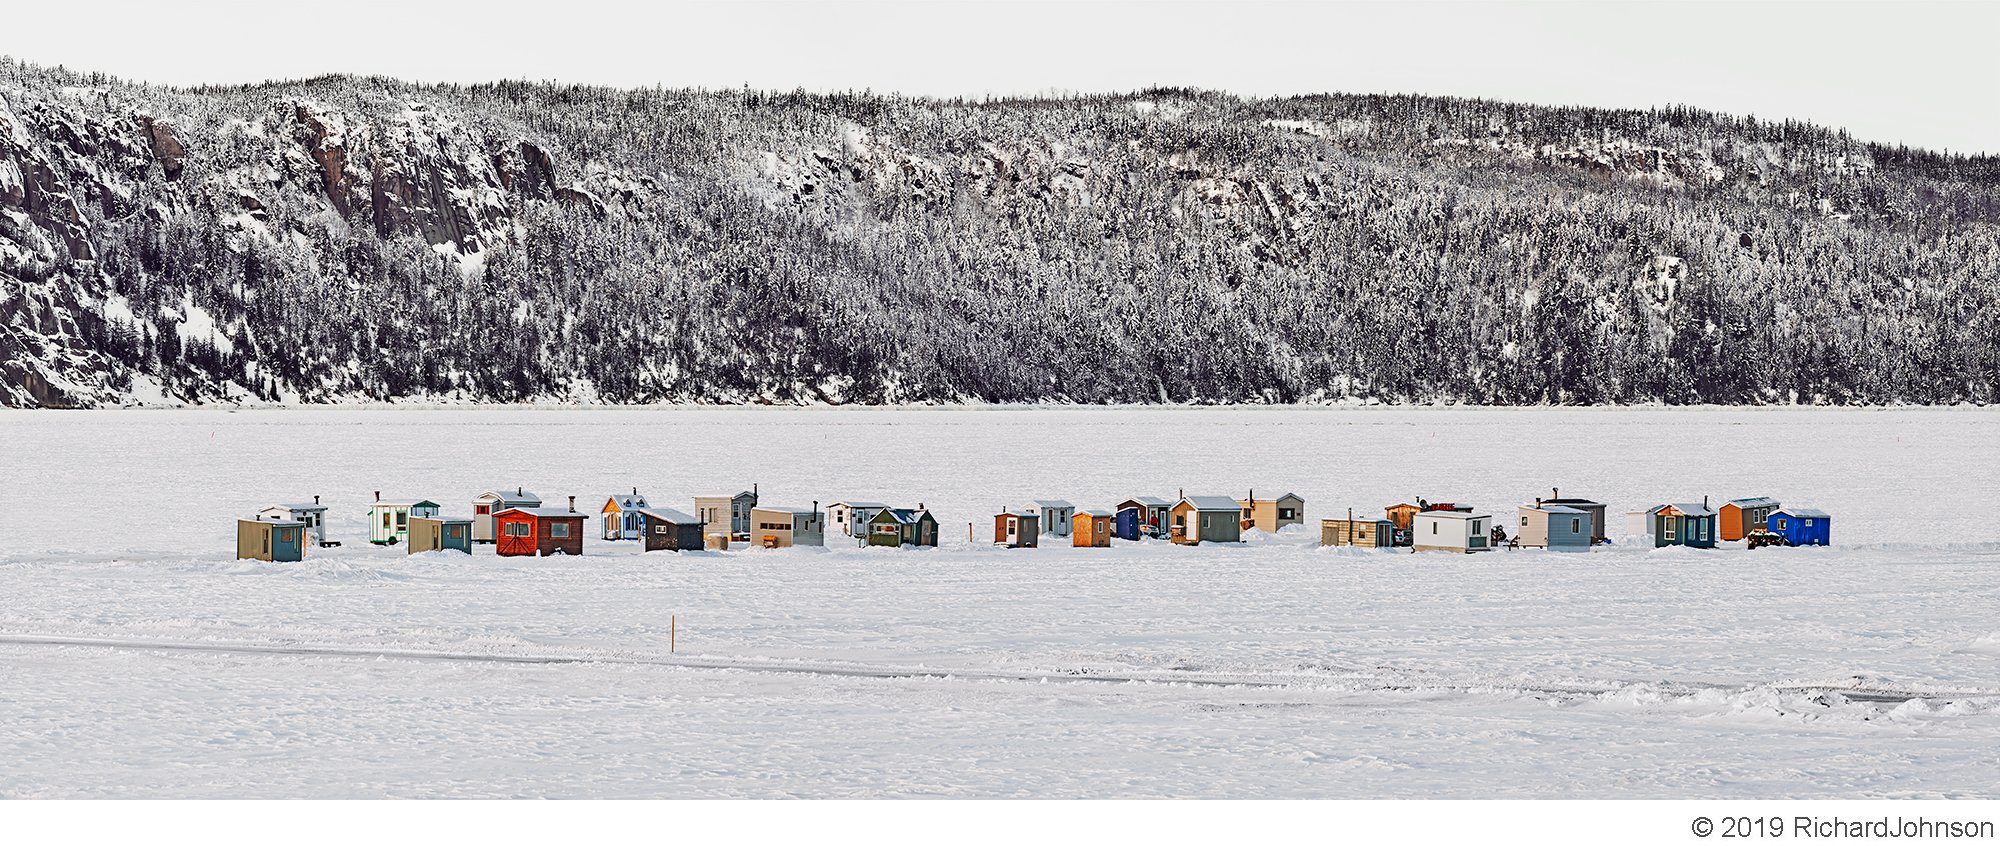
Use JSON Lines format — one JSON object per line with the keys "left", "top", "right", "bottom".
{"left": 235, "top": 485, "right": 941, "bottom": 561}
{"left": 1317, "top": 490, "right": 1832, "bottom": 553}
{"left": 988, "top": 492, "right": 1307, "bottom": 547}
{"left": 232, "top": 486, "right": 1831, "bottom": 562}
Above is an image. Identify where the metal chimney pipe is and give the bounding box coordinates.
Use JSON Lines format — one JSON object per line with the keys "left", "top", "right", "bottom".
{"left": 314, "top": 495, "right": 320, "bottom": 505}
{"left": 568, "top": 496, "right": 576, "bottom": 513}
{"left": 374, "top": 490, "right": 381, "bottom": 502}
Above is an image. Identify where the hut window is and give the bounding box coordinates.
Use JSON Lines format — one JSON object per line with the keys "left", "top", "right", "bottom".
{"left": 1521, "top": 516, "right": 1529, "bottom": 526}
{"left": 1431, "top": 522, "right": 1437, "bottom": 535}
{"left": 655, "top": 524, "right": 669, "bottom": 535}
{"left": 447, "top": 525, "right": 464, "bottom": 539}
{"left": 382, "top": 512, "right": 392, "bottom": 529}
{"left": 1664, "top": 520, "right": 1677, "bottom": 541}
{"left": 1804, "top": 518, "right": 1815, "bottom": 527}
{"left": 1571, "top": 518, "right": 1581, "bottom": 533}
{"left": 505, "top": 523, "right": 530, "bottom": 537}
{"left": 1279, "top": 508, "right": 1296, "bottom": 520}
{"left": 476, "top": 504, "right": 490, "bottom": 515}
{"left": 551, "top": 523, "right": 571, "bottom": 538}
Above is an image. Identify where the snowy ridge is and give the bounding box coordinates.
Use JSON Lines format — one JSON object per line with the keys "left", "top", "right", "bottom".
{"left": 4, "top": 61, "right": 2000, "bottom": 407}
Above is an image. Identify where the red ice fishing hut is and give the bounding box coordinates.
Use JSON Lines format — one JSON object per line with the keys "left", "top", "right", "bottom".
{"left": 493, "top": 496, "right": 587, "bottom": 557}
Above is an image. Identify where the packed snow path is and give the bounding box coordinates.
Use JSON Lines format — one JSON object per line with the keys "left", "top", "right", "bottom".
{"left": 3, "top": 407, "right": 1999, "bottom": 798}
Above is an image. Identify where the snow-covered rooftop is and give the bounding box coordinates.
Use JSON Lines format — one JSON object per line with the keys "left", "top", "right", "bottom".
{"left": 637, "top": 507, "right": 700, "bottom": 524}
{"left": 1180, "top": 495, "right": 1242, "bottom": 511}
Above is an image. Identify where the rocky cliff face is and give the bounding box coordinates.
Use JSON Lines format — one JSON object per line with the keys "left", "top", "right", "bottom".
{"left": 2, "top": 61, "right": 1997, "bottom": 407}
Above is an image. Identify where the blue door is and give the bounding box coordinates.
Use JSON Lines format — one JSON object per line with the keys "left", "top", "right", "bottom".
{"left": 273, "top": 526, "right": 304, "bottom": 562}
{"left": 1115, "top": 508, "right": 1139, "bottom": 541}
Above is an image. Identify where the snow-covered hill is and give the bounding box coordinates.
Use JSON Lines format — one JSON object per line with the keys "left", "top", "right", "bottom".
{"left": 3, "top": 60, "right": 1997, "bottom": 407}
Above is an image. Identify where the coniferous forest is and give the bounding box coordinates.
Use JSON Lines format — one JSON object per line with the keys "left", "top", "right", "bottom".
{"left": 2, "top": 58, "right": 1997, "bottom": 407}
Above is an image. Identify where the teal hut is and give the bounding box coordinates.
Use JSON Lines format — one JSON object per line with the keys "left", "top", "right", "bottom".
{"left": 1644, "top": 500, "right": 1717, "bottom": 548}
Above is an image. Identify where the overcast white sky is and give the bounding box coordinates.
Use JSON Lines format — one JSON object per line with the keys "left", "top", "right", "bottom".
{"left": 6, "top": 1, "right": 1995, "bottom": 153}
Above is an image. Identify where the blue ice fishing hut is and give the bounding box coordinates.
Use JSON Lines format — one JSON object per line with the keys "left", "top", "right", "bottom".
{"left": 1767, "top": 508, "right": 1831, "bottom": 546}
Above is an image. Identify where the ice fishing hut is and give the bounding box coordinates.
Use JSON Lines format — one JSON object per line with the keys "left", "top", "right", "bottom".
{"left": 1026, "top": 500, "right": 1076, "bottom": 538}
{"left": 472, "top": 487, "right": 541, "bottom": 543}
{"left": 236, "top": 517, "right": 305, "bottom": 562}
{"left": 1719, "top": 496, "right": 1781, "bottom": 541}
{"left": 694, "top": 486, "right": 758, "bottom": 540}
{"left": 1640, "top": 501, "right": 1718, "bottom": 548}
{"left": 369, "top": 493, "right": 441, "bottom": 545}
{"left": 1517, "top": 502, "right": 1592, "bottom": 552}
{"left": 1411, "top": 510, "right": 1494, "bottom": 554}
{"left": 493, "top": 497, "right": 587, "bottom": 557}
{"left": 829, "top": 501, "right": 889, "bottom": 538}
{"left": 636, "top": 507, "right": 705, "bottom": 552}
{"left": 1073, "top": 510, "right": 1114, "bottom": 547}
{"left": 1767, "top": 508, "right": 1831, "bottom": 546}
{"left": 257, "top": 497, "right": 330, "bottom": 547}
{"left": 1540, "top": 489, "right": 1609, "bottom": 545}
{"left": 994, "top": 509, "right": 1040, "bottom": 548}
{"left": 408, "top": 515, "right": 473, "bottom": 554}
{"left": 749, "top": 504, "right": 826, "bottom": 548}
{"left": 1114, "top": 496, "right": 1173, "bottom": 540}
{"left": 601, "top": 489, "right": 650, "bottom": 540}
{"left": 1170, "top": 495, "right": 1244, "bottom": 545}
{"left": 1237, "top": 491, "right": 1305, "bottom": 532}
{"left": 868, "top": 507, "right": 939, "bottom": 547}
{"left": 1320, "top": 516, "right": 1395, "bottom": 548}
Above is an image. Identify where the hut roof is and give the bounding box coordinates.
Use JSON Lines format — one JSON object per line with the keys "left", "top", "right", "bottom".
{"left": 1776, "top": 507, "right": 1831, "bottom": 519}
{"left": 266, "top": 502, "right": 327, "bottom": 513}
{"left": 637, "top": 507, "right": 701, "bottom": 524}
{"left": 1669, "top": 502, "right": 1717, "bottom": 516}
{"left": 834, "top": 501, "right": 889, "bottom": 509}
{"left": 497, "top": 506, "right": 585, "bottom": 519}
{"left": 1124, "top": 496, "right": 1173, "bottom": 507}
{"left": 1417, "top": 510, "right": 1490, "bottom": 521}
{"left": 1726, "top": 496, "right": 1781, "bottom": 509}
{"left": 1241, "top": 492, "right": 1305, "bottom": 503}
{"left": 1078, "top": 509, "right": 1115, "bottom": 518}
{"left": 477, "top": 488, "right": 541, "bottom": 503}
{"left": 1524, "top": 503, "right": 1587, "bottom": 514}
{"left": 374, "top": 498, "right": 440, "bottom": 508}
{"left": 1029, "top": 499, "right": 1075, "bottom": 509}
{"left": 240, "top": 517, "right": 305, "bottom": 528}
{"left": 753, "top": 505, "right": 818, "bottom": 516}
{"left": 1180, "top": 495, "right": 1242, "bottom": 511}
{"left": 418, "top": 514, "right": 475, "bottom": 524}
{"left": 697, "top": 491, "right": 756, "bottom": 500}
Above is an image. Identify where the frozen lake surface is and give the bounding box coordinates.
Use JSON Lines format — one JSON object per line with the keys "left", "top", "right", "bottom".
{"left": 2, "top": 406, "right": 1998, "bottom": 798}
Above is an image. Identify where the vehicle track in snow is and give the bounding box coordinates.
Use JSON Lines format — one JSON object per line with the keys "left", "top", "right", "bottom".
{"left": 4, "top": 633, "right": 1993, "bottom": 708}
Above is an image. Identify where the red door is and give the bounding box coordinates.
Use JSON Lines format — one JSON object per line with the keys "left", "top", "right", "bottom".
{"left": 496, "top": 516, "right": 537, "bottom": 556}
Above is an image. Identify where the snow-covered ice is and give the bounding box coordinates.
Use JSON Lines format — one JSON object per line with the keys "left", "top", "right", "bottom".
{"left": 1, "top": 406, "right": 1997, "bottom": 798}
